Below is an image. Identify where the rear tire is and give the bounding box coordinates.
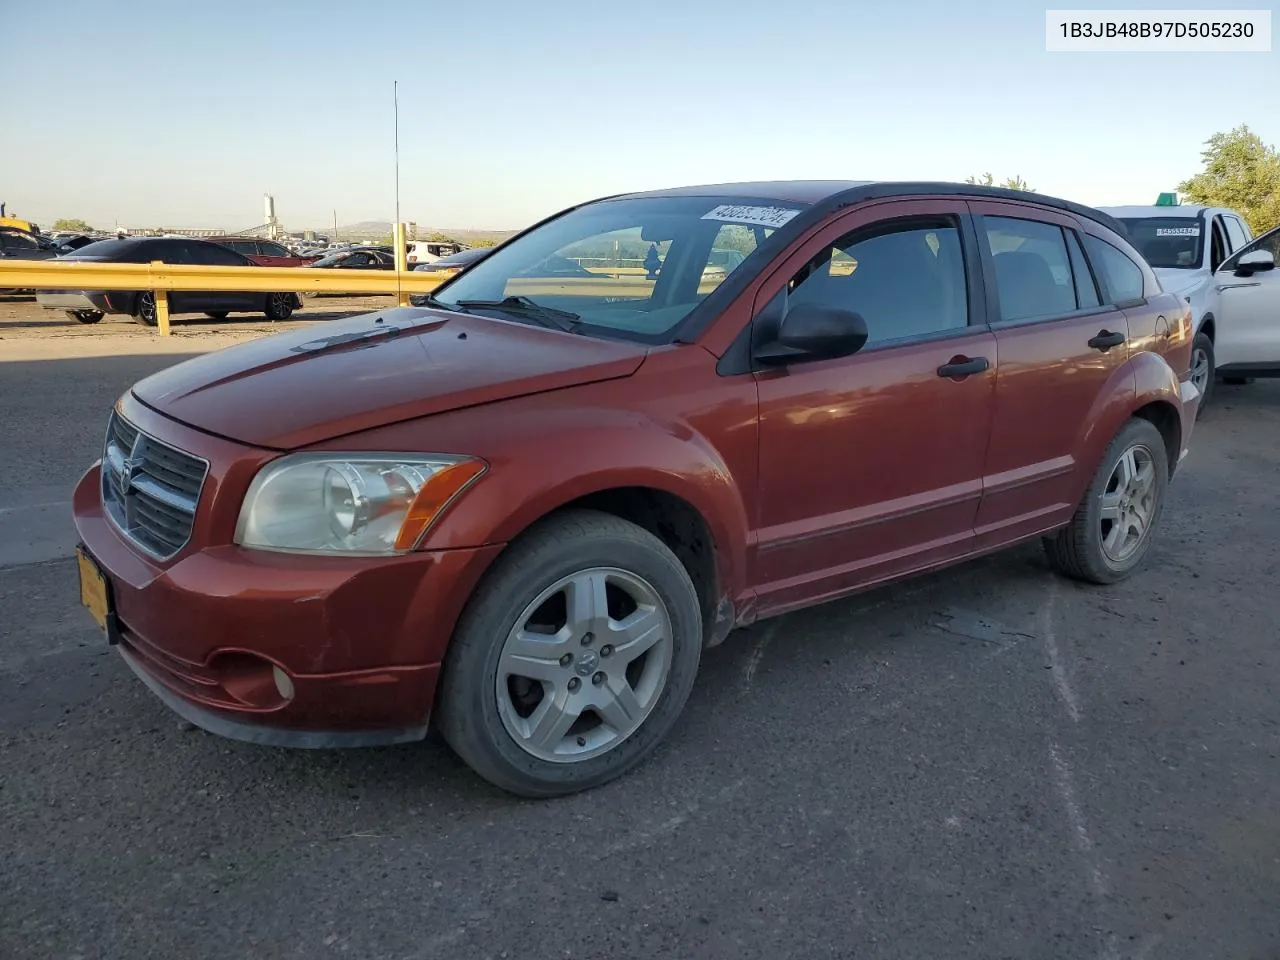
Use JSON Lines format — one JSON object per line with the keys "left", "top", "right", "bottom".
{"left": 1044, "top": 419, "right": 1167, "bottom": 586}
{"left": 134, "top": 291, "right": 157, "bottom": 326}
{"left": 68, "top": 310, "right": 103, "bottom": 324}
{"left": 1044, "top": 418, "right": 1168, "bottom": 585}
{"left": 1190, "top": 332, "right": 1214, "bottom": 418}
{"left": 264, "top": 292, "right": 294, "bottom": 321}
{"left": 436, "top": 509, "right": 703, "bottom": 798}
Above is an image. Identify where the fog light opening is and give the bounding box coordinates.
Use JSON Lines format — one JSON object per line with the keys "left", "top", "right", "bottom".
{"left": 273, "top": 665, "right": 296, "bottom": 701}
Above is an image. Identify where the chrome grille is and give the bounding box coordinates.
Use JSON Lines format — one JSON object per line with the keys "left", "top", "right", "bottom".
{"left": 102, "top": 410, "right": 208, "bottom": 560}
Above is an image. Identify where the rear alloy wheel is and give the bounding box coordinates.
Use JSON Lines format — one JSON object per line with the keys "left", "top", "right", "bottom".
{"left": 135, "top": 291, "right": 158, "bottom": 326}
{"left": 437, "top": 510, "right": 703, "bottom": 798}
{"left": 204, "top": 311, "right": 228, "bottom": 320}
{"left": 1044, "top": 418, "right": 1168, "bottom": 584}
{"left": 264, "top": 292, "right": 294, "bottom": 321}
{"left": 68, "top": 310, "right": 103, "bottom": 324}
{"left": 1189, "top": 332, "right": 1214, "bottom": 418}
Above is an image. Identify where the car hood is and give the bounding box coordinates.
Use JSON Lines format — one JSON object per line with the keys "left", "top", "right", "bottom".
{"left": 131, "top": 307, "right": 648, "bottom": 449}
{"left": 1153, "top": 267, "right": 1209, "bottom": 299}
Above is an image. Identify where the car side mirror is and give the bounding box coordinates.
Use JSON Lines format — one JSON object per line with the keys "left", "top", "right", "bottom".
{"left": 754, "top": 301, "right": 869, "bottom": 365}
{"left": 1235, "top": 249, "right": 1276, "bottom": 276}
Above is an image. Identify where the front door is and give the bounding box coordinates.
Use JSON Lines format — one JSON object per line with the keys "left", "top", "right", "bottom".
{"left": 1213, "top": 225, "right": 1280, "bottom": 372}
{"left": 967, "top": 202, "right": 1135, "bottom": 546}
{"left": 752, "top": 200, "right": 996, "bottom": 615}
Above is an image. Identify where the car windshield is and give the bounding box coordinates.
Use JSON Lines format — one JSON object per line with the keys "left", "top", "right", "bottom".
{"left": 430, "top": 195, "right": 807, "bottom": 340}
{"left": 1118, "top": 217, "right": 1203, "bottom": 269}
{"left": 311, "top": 252, "right": 350, "bottom": 267}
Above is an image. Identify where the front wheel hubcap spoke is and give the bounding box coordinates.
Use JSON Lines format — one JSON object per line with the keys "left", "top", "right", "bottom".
{"left": 608, "top": 605, "right": 666, "bottom": 665}
{"left": 595, "top": 680, "right": 643, "bottom": 733}
{"left": 525, "top": 695, "right": 580, "bottom": 752}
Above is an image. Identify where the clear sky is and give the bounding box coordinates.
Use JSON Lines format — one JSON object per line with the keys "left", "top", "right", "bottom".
{"left": 3, "top": 0, "right": 1276, "bottom": 232}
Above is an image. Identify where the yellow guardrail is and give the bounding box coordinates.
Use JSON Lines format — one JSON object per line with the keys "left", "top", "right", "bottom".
{"left": 0, "top": 257, "right": 734, "bottom": 337}
{"left": 0, "top": 259, "right": 457, "bottom": 336}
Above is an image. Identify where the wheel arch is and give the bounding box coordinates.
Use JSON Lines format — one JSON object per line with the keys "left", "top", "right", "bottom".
{"left": 1198, "top": 312, "right": 1216, "bottom": 342}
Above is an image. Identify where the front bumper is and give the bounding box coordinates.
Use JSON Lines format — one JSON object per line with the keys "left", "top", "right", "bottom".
{"left": 73, "top": 453, "right": 504, "bottom": 748}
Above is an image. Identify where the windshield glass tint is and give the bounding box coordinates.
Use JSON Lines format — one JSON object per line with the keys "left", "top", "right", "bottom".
{"left": 431, "top": 196, "right": 806, "bottom": 339}
{"left": 1119, "top": 217, "right": 1203, "bottom": 269}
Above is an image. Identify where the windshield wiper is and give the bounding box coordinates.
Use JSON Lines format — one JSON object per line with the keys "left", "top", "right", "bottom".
{"left": 456, "top": 295, "right": 580, "bottom": 332}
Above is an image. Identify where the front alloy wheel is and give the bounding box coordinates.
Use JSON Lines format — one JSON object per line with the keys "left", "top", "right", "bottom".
{"left": 496, "top": 567, "right": 673, "bottom": 763}
{"left": 437, "top": 510, "right": 703, "bottom": 798}
{"left": 1189, "top": 332, "right": 1214, "bottom": 418}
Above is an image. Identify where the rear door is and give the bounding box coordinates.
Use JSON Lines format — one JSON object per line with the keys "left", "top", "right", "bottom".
{"left": 751, "top": 199, "right": 996, "bottom": 611}
{"left": 184, "top": 241, "right": 258, "bottom": 312}
{"left": 968, "top": 201, "right": 1134, "bottom": 547}
{"left": 1213, "top": 225, "right": 1280, "bottom": 372}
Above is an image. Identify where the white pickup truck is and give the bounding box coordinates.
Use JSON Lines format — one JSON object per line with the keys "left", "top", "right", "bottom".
{"left": 1100, "top": 202, "right": 1279, "bottom": 413}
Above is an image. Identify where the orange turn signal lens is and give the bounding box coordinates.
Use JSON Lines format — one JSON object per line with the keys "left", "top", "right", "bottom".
{"left": 394, "top": 458, "right": 488, "bottom": 550}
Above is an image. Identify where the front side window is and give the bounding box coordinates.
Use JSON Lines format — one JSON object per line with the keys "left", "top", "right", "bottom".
{"left": 1084, "top": 234, "right": 1145, "bottom": 304}
{"left": 982, "top": 217, "right": 1081, "bottom": 322}
{"left": 1117, "top": 217, "right": 1203, "bottom": 269}
{"left": 259, "top": 241, "right": 290, "bottom": 257}
{"left": 1224, "top": 224, "right": 1280, "bottom": 271}
{"left": 430, "top": 195, "right": 804, "bottom": 341}
{"left": 786, "top": 217, "right": 968, "bottom": 345}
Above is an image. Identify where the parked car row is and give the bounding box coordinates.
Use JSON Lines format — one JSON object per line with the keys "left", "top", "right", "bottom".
{"left": 34, "top": 237, "right": 302, "bottom": 324}
{"left": 75, "top": 179, "right": 1208, "bottom": 799}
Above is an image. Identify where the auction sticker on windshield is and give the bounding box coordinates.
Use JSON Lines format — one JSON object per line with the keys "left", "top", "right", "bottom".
{"left": 1156, "top": 227, "right": 1200, "bottom": 236}
{"left": 701, "top": 205, "right": 801, "bottom": 229}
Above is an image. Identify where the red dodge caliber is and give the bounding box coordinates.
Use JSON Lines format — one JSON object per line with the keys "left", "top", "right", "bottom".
{"left": 73, "top": 181, "right": 1200, "bottom": 797}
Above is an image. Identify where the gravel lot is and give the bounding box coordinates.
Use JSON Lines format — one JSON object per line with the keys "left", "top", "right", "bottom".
{"left": 2, "top": 294, "right": 1278, "bottom": 959}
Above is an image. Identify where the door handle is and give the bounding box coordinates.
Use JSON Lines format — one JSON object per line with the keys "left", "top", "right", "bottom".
{"left": 936, "top": 356, "right": 990, "bottom": 380}
{"left": 1088, "top": 330, "right": 1125, "bottom": 351}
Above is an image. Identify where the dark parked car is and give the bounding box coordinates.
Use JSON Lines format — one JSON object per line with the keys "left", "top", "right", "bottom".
{"left": 409, "top": 246, "right": 493, "bottom": 305}
{"left": 1, "top": 227, "right": 59, "bottom": 292}
{"left": 73, "top": 181, "right": 1199, "bottom": 798}
{"left": 301, "top": 246, "right": 396, "bottom": 297}
{"left": 35, "top": 236, "right": 302, "bottom": 325}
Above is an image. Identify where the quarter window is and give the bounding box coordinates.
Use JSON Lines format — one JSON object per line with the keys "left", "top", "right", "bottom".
{"left": 786, "top": 218, "right": 969, "bottom": 346}
{"left": 981, "top": 217, "right": 1078, "bottom": 322}
{"left": 1065, "top": 231, "right": 1100, "bottom": 309}
{"left": 1083, "top": 234, "right": 1145, "bottom": 304}
{"left": 1223, "top": 216, "right": 1250, "bottom": 252}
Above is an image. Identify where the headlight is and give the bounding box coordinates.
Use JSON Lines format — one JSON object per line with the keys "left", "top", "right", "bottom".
{"left": 235, "top": 453, "right": 486, "bottom": 555}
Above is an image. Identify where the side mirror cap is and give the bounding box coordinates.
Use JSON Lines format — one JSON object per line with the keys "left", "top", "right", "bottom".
{"left": 755, "top": 302, "right": 869, "bottom": 365}
{"left": 1235, "top": 249, "right": 1276, "bottom": 275}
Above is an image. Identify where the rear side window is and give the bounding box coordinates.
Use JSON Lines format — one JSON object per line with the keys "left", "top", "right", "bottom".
{"left": 786, "top": 217, "right": 969, "bottom": 346}
{"left": 1083, "top": 235, "right": 1145, "bottom": 304}
{"left": 189, "top": 242, "right": 249, "bottom": 265}
{"left": 981, "top": 217, "right": 1079, "bottom": 322}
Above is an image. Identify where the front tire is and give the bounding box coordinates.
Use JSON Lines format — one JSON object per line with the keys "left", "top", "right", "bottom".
{"left": 1190, "top": 332, "right": 1214, "bottom": 418}
{"left": 204, "top": 311, "right": 228, "bottom": 320}
{"left": 264, "top": 292, "right": 294, "bottom": 321}
{"left": 436, "top": 509, "right": 703, "bottom": 798}
{"left": 68, "top": 310, "right": 103, "bottom": 324}
{"left": 134, "top": 291, "right": 157, "bottom": 326}
{"left": 1044, "top": 418, "right": 1168, "bottom": 585}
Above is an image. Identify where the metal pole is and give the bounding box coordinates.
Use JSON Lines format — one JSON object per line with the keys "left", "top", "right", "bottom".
{"left": 393, "top": 80, "right": 401, "bottom": 230}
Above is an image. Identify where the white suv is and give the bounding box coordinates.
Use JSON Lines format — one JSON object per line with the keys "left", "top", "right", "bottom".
{"left": 1100, "top": 203, "right": 1254, "bottom": 413}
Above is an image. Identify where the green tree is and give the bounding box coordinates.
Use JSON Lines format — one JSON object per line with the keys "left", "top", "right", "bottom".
{"left": 965, "top": 173, "right": 1036, "bottom": 192}
{"left": 424, "top": 230, "right": 455, "bottom": 242}
{"left": 468, "top": 237, "right": 500, "bottom": 248}
{"left": 1178, "top": 125, "right": 1280, "bottom": 235}
{"left": 52, "top": 218, "right": 95, "bottom": 233}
